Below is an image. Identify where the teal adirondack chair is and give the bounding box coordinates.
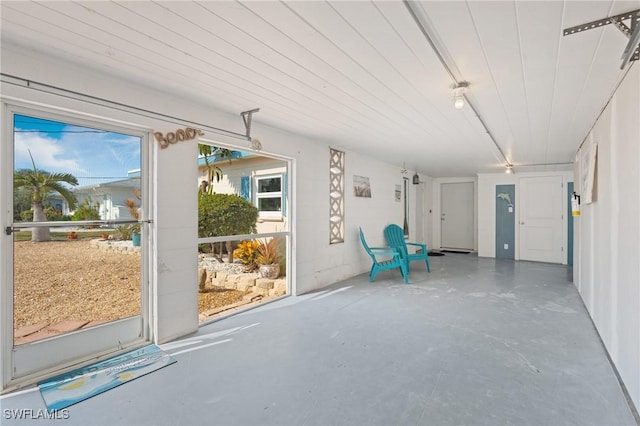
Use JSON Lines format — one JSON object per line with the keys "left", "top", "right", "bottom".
{"left": 359, "top": 228, "right": 408, "bottom": 284}
{"left": 384, "top": 224, "right": 431, "bottom": 274}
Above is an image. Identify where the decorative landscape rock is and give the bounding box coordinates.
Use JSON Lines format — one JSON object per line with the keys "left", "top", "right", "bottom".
{"left": 274, "top": 279, "right": 286, "bottom": 295}
{"left": 198, "top": 268, "right": 207, "bottom": 291}
{"left": 89, "top": 238, "right": 141, "bottom": 254}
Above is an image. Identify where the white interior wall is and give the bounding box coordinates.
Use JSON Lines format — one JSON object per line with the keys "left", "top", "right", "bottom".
{"left": 315, "top": 152, "right": 412, "bottom": 287}
{"left": 574, "top": 64, "right": 640, "bottom": 410}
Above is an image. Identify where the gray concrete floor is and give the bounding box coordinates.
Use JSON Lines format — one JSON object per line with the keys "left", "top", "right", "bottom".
{"left": 1, "top": 253, "right": 637, "bottom": 425}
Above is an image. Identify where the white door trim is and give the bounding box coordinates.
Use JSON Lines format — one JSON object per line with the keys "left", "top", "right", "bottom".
{"left": 517, "top": 175, "right": 564, "bottom": 263}
{"left": 435, "top": 178, "right": 477, "bottom": 251}
{"left": 1, "top": 102, "right": 152, "bottom": 392}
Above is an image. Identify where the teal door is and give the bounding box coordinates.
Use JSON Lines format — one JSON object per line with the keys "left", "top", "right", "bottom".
{"left": 496, "top": 185, "right": 515, "bottom": 259}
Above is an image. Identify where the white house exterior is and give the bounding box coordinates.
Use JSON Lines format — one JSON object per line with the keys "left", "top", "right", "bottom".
{"left": 73, "top": 171, "right": 141, "bottom": 221}
{"left": 198, "top": 152, "right": 288, "bottom": 234}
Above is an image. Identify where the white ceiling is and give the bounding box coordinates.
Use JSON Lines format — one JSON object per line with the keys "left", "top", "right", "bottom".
{"left": 1, "top": 1, "right": 638, "bottom": 177}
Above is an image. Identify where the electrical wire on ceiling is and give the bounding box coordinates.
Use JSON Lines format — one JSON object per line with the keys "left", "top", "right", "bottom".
{"left": 575, "top": 61, "right": 635, "bottom": 153}
{"left": 1, "top": 73, "right": 251, "bottom": 143}
{"left": 402, "top": 0, "right": 512, "bottom": 168}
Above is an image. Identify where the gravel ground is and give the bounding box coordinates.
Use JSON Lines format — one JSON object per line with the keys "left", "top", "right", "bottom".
{"left": 13, "top": 240, "right": 243, "bottom": 331}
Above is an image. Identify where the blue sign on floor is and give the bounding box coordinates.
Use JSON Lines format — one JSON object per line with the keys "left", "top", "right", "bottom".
{"left": 39, "top": 344, "right": 176, "bottom": 412}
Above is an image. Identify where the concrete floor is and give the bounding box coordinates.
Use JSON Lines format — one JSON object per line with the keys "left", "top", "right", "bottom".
{"left": 1, "top": 253, "right": 637, "bottom": 425}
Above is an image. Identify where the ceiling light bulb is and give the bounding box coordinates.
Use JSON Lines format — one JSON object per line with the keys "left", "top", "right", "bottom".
{"left": 505, "top": 164, "right": 513, "bottom": 174}
{"left": 452, "top": 81, "right": 469, "bottom": 110}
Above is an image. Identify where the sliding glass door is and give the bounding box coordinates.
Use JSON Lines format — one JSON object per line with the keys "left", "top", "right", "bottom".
{"left": 3, "top": 104, "right": 150, "bottom": 385}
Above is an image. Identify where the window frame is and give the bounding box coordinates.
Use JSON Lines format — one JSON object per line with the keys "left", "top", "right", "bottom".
{"left": 254, "top": 173, "right": 283, "bottom": 219}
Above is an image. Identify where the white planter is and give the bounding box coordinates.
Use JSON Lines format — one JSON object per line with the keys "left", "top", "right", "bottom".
{"left": 258, "top": 264, "right": 279, "bottom": 279}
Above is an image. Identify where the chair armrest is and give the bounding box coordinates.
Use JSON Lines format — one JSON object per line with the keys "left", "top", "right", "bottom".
{"left": 369, "top": 247, "right": 400, "bottom": 257}
{"left": 406, "top": 242, "right": 427, "bottom": 249}
{"left": 369, "top": 246, "right": 395, "bottom": 251}
{"left": 406, "top": 242, "right": 427, "bottom": 254}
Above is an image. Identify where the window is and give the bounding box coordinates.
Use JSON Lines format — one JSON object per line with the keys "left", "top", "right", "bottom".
{"left": 256, "top": 174, "right": 283, "bottom": 218}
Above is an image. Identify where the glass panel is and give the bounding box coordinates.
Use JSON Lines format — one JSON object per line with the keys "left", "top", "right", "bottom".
{"left": 13, "top": 114, "right": 142, "bottom": 345}
{"left": 257, "top": 177, "right": 281, "bottom": 193}
{"left": 258, "top": 197, "right": 282, "bottom": 212}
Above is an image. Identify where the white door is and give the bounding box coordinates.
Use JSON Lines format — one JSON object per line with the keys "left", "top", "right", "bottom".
{"left": 519, "top": 176, "right": 563, "bottom": 263}
{"left": 3, "top": 105, "right": 150, "bottom": 389}
{"left": 441, "top": 182, "right": 474, "bottom": 250}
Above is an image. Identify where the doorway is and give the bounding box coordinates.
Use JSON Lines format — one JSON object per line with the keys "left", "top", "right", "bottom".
{"left": 440, "top": 182, "right": 474, "bottom": 250}
{"left": 195, "top": 140, "right": 291, "bottom": 324}
{"left": 3, "top": 106, "right": 150, "bottom": 389}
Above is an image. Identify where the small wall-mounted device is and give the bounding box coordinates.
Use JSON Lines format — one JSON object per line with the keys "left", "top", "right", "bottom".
{"left": 412, "top": 173, "right": 420, "bottom": 185}
{"left": 572, "top": 192, "right": 581, "bottom": 216}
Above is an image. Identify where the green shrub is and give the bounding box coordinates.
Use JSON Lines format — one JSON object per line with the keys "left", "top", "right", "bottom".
{"left": 44, "top": 206, "right": 71, "bottom": 221}
{"left": 198, "top": 193, "right": 258, "bottom": 238}
{"left": 20, "top": 210, "right": 33, "bottom": 222}
{"left": 198, "top": 193, "right": 258, "bottom": 258}
{"left": 116, "top": 225, "right": 132, "bottom": 241}
{"left": 20, "top": 207, "right": 71, "bottom": 222}
{"left": 72, "top": 199, "right": 101, "bottom": 221}
{"left": 13, "top": 188, "right": 31, "bottom": 221}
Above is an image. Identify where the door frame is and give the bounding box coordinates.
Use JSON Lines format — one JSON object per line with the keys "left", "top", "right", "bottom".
{"left": 515, "top": 173, "right": 571, "bottom": 264}
{"left": 434, "top": 178, "right": 477, "bottom": 251}
{"left": 1, "top": 101, "right": 153, "bottom": 392}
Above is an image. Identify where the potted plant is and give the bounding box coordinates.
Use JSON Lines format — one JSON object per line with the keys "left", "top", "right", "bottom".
{"left": 130, "top": 223, "right": 141, "bottom": 247}
{"left": 125, "top": 198, "right": 141, "bottom": 247}
{"left": 256, "top": 238, "right": 282, "bottom": 279}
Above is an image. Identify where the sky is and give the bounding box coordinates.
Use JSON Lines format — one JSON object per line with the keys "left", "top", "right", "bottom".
{"left": 13, "top": 114, "right": 141, "bottom": 187}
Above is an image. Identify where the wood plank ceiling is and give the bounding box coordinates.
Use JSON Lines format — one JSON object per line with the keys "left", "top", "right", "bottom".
{"left": 1, "top": 1, "right": 638, "bottom": 177}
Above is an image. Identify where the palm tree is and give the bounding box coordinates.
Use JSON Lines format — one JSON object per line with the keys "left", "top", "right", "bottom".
{"left": 198, "top": 144, "right": 233, "bottom": 194}
{"left": 14, "top": 154, "right": 78, "bottom": 242}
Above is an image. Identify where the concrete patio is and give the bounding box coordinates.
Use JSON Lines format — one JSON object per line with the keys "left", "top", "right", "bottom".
{"left": 1, "top": 253, "right": 636, "bottom": 425}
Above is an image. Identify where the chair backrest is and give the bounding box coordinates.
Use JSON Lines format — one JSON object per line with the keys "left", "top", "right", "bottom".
{"left": 384, "top": 224, "right": 407, "bottom": 254}
{"left": 359, "top": 227, "right": 370, "bottom": 251}
{"left": 359, "top": 228, "right": 375, "bottom": 258}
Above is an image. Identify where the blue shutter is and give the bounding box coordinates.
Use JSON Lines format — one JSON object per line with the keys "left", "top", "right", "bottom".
{"left": 282, "top": 172, "right": 288, "bottom": 216}
{"left": 240, "top": 176, "right": 251, "bottom": 201}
